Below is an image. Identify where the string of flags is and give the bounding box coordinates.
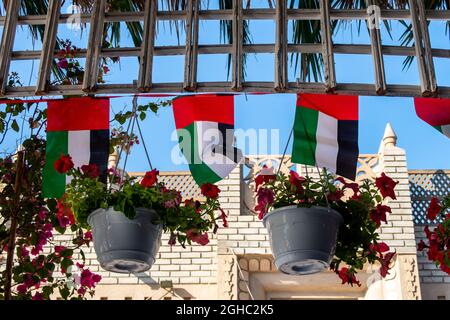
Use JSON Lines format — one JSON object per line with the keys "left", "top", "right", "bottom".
{"left": 4, "top": 92, "right": 446, "bottom": 192}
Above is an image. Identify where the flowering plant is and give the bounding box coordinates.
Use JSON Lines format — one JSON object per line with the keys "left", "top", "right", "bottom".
{"left": 254, "top": 167, "right": 398, "bottom": 286}
{"left": 0, "top": 138, "right": 101, "bottom": 300}
{"left": 59, "top": 155, "right": 227, "bottom": 247}
{"left": 418, "top": 194, "right": 450, "bottom": 274}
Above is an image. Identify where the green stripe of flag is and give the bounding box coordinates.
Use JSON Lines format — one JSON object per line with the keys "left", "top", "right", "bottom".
{"left": 177, "top": 123, "right": 222, "bottom": 186}
{"left": 43, "top": 131, "right": 68, "bottom": 199}
{"left": 292, "top": 107, "right": 318, "bottom": 166}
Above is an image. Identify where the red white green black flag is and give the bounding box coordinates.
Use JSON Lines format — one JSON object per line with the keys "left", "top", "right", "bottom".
{"left": 414, "top": 97, "right": 450, "bottom": 138}
{"left": 291, "top": 93, "right": 359, "bottom": 181}
{"left": 43, "top": 97, "right": 110, "bottom": 198}
{"left": 172, "top": 94, "right": 243, "bottom": 186}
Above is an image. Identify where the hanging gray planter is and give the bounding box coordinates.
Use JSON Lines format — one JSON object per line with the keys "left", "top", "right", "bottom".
{"left": 263, "top": 205, "right": 343, "bottom": 275}
{"left": 88, "top": 207, "right": 163, "bottom": 274}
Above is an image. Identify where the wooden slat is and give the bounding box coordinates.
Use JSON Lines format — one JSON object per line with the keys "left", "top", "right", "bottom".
{"left": 0, "top": 0, "right": 21, "bottom": 95}
{"left": 3, "top": 82, "right": 450, "bottom": 98}
{"left": 137, "top": 0, "right": 157, "bottom": 92}
{"left": 319, "top": 0, "right": 336, "bottom": 92}
{"left": 416, "top": 0, "right": 437, "bottom": 95}
{"left": 183, "top": 0, "right": 199, "bottom": 91}
{"left": 82, "top": 0, "right": 107, "bottom": 92}
{"left": 274, "top": 0, "right": 288, "bottom": 91}
{"left": 409, "top": 0, "right": 431, "bottom": 96}
{"left": 366, "top": 0, "right": 387, "bottom": 95}
{"left": 1, "top": 8, "right": 450, "bottom": 26}
{"left": 35, "top": 0, "right": 62, "bottom": 94}
{"left": 232, "top": 0, "right": 243, "bottom": 91}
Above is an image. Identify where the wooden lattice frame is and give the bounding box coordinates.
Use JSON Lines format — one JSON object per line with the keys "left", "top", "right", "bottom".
{"left": 0, "top": 0, "right": 449, "bottom": 98}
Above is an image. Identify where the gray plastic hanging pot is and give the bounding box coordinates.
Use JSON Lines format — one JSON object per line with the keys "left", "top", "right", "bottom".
{"left": 88, "top": 207, "right": 163, "bottom": 274}
{"left": 263, "top": 205, "right": 343, "bottom": 275}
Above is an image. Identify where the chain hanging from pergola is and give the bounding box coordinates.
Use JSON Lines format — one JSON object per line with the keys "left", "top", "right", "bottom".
{"left": 0, "top": 0, "right": 448, "bottom": 98}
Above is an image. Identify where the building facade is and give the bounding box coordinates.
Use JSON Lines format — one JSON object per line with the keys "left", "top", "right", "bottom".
{"left": 2, "top": 124, "right": 449, "bottom": 300}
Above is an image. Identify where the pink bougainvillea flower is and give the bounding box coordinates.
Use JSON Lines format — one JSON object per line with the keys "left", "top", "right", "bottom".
{"left": 56, "top": 199, "right": 75, "bottom": 229}
{"left": 375, "top": 173, "right": 398, "bottom": 200}
{"left": 426, "top": 197, "right": 441, "bottom": 221}
{"left": 57, "top": 59, "right": 69, "bottom": 69}
{"left": 32, "top": 292, "right": 44, "bottom": 300}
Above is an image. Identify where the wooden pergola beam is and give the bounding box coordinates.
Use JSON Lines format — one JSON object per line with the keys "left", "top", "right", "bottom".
{"left": 36, "top": 0, "right": 62, "bottom": 94}
{"left": 274, "top": 0, "right": 288, "bottom": 92}
{"left": 137, "top": 0, "right": 157, "bottom": 92}
{"left": 0, "top": 0, "right": 21, "bottom": 95}
{"left": 319, "top": 0, "right": 336, "bottom": 92}
{"left": 82, "top": 0, "right": 107, "bottom": 92}
{"left": 232, "top": 0, "right": 243, "bottom": 91}
{"left": 183, "top": 0, "right": 200, "bottom": 91}
{"left": 416, "top": 0, "right": 437, "bottom": 95}
{"left": 366, "top": 0, "right": 387, "bottom": 95}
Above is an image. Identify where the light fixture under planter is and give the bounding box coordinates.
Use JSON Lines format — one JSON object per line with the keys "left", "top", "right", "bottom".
{"left": 88, "top": 207, "right": 162, "bottom": 273}
{"left": 263, "top": 205, "right": 343, "bottom": 275}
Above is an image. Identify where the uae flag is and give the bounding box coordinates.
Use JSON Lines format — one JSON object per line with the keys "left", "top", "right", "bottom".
{"left": 292, "top": 93, "right": 359, "bottom": 181}
{"left": 43, "top": 97, "right": 110, "bottom": 198}
{"left": 173, "top": 94, "right": 243, "bottom": 186}
{"left": 414, "top": 97, "right": 450, "bottom": 138}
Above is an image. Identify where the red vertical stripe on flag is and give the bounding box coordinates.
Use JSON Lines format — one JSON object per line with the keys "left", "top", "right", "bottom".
{"left": 47, "top": 97, "right": 110, "bottom": 132}
{"left": 414, "top": 97, "right": 450, "bottom": 126}
{"left": 297, "top": 93, "right": 358, "bottom": 120}
{"left": 173, "top": 94, "right": 234, "bottom": 129}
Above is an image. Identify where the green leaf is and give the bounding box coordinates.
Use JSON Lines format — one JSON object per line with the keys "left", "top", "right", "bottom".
{"left": 139, "top": 112, "right": 146, "bottom": 121}
{"left": 11, "top": 119, "right": 19, "bottom": 132}
{"left": 59, "top": 286, "right": 70, "bottom": 300}
{"left": 61, "top": 258, "right": 73, "bottom": 271}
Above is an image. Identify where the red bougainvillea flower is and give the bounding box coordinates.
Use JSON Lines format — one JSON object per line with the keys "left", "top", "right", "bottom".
{"left": 220, "top": 208, "right": 228, "bottom": 228}
{"left": 336, "top": 177, "right": 359, "bottom": 194}
{"left": 17, "top": 284, "right": 27, "bottom": 295}
{"left": 289, "top": 170, "right": 306, "bottom": 192}
{"left": 370, "top": 204, "right": 391, "bottom": 228}
{"left": 32, "top": 292, "right": 44, "bottom": 300}
{"left": 77, "top": 287, "right": 87, "bottom": 296}
{"left": 57, "top": 58, "right": 69, "bottom": 69}
{"left": 54, "top": 154, "right": 74, "bottom": 174}
{"left": 81, "top": 164, "right": 100, "bottom": 179}
{"left": 20, "top": 246, "right": 29, "bottom": 258}
{"left": 140, "top": 169, "right": 159, "bottom": 188}
{"left": 186, "top": 230, "right": 209, "bottom": 246}
{"left": 338, "top": 267, "right": 361, "bottom": 287}
{"left": 427, "top": 197, "right": 442, "bottom": 221}
{"left": 200, "top": 183, "right": 221, "bottom": 199}
{"left": 379, "top": 252, "right": 396, "bottom": 278}
{"left": 255, "top": 165, "right": 276, "bottom": 190}
{"left": 84, "top": 231, "right": 93, "bottom": 242}
{"left": 375, "top": 173, "right": 398, "bottom": 200}
{"left": 168, "top": 233, "right": 177, "bottom": 246}
{"left": 54, "top": 246, "right": 65, "bottom": 255}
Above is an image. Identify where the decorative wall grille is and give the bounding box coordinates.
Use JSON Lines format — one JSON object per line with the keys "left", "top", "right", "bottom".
{"left": 409, "top": 170, "right": 450, "bottom": 225}
{"left": 0, "top": 0, "right": 449, "bottom": 98}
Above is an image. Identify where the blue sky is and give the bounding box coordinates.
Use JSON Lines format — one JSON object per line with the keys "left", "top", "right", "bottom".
{"left": 1, "top": 2, "right": 449, "bottom": 172}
